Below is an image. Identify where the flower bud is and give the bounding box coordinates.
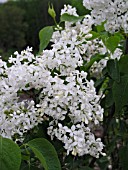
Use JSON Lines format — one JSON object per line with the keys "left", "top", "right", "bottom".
{"left": 48, "top": 3, "right": 56, "bottom": 19}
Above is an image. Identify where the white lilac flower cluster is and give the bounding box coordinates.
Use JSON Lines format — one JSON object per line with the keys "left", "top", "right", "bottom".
{"left": 0, "top": 48, "right": 45, "bottom": 140}
{"left": 83, "top": 0, "right": 128, "bottom": 33}
{"left": 48, "top": 123, "right": 104, "bottom": 158}
{"left": 0, "top": 48, "right": 104, "bottom": 157}
{"left": 55, "top": 4, "right": 122, "bottom": 77}
{"left": 0, "top": 4, "right": 122, "bottom": 157}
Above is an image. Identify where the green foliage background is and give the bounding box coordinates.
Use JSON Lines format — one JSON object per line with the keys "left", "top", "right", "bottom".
{"left": 0, "top": 0, "right": 71, "bottom": 58}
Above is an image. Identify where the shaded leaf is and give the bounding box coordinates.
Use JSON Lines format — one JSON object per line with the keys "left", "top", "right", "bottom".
{"left": 28, "top": 138, "right": 61, "bottom": 170}
{"left": 21, "top": 164, "right": 41, "bottom": 170}
{"left": 105, "top": 89, "right": 114, "bottom": 108}
{"left": 119, "top": 145, "right": 128, "bottom": 170}
{"left": 84, "top": 167, "right": 93, "bottom": 170}
{"left": 95, "top": 77, "right": 106, "bottom": 88}
{"left": 107, "top": 136, "right": 118, "bottom": 154}
{"left": 107, "top": 59, "right": 120, "bottom": 82}
{"left": 0, "top": 136, "right": 21, "bottom": 170}
{"left": 119, "top": 55, "right": 128, "bottom": 74}
{"left": 97, "top": 157, "right": 109, "bottom": 170}
{"left": 113, "top": 75, "right": 128, "bottom": 113}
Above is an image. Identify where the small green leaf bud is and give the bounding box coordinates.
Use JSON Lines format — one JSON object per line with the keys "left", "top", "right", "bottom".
{"left": 48, "top": 3, "right": 56, "bottom": 20}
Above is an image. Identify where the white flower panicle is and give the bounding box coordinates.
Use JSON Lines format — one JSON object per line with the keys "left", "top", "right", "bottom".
{"left": 48, "top": 123, "right": 105, "bottom": 158}
{"left": 51, "top": 5, "right": 122, "bottom": 77}
{"left": 38, "top": 70, "right": 103, "bottom": 124}
{"left": 83, "top": 0, "right": 128, "bottom": 33}
{"left": 0, "top": 45, "right": 104, "bottom": 157}
{"left": 0, "top": 100, "right": 43, "bottom": 140}
{"left": 0, "top": 4, "right": 122, "bottom": 158}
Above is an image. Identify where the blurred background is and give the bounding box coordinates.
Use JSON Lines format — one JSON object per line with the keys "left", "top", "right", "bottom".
{"left": 0, "top": 0, "right": 72, "bottom": 60}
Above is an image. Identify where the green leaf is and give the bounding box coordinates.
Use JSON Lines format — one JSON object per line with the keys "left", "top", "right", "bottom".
{"left": 99, "top": 77, "right": 109, "bottom": 93}
{"left": 119, "top": 119, "right": 127, "bottom": 137}
{"left": 104, "top": 35, "right": 120, "bottom": 53}
{"left": 96, "top": 22, "right": 105, "bottom": 33}
{"left": 97, "top": 157, "right": 109, "bottom": 170}
{"left": 60, "top": 13, "right": 84, "bottom": 23}
{"left": 114, "top": 32, "right": 125, "bottom": 41}
{"left": 107, "top": 59, "right": 120, "bottom": 82}
{"left": 95, "top": 77, "right": 106, "bottom": 88}
{"left": 107, "top": 136, "right": 118, "bottom": 154}
{"left": 84, "top": 167, "right": 93, "bottom": 170}
{"left": 39, "top": 26, "right": 53, "bottom": 53}
{"left": 105, "top": 89, "right": 114, "bottom": 108}
{"left": 28, "top": 138, "right": 61, "bottom": 170}
{"left": 70, "top": 0, "right": 90, "bottom": 15}
{"left": 0, "top": 136, "right": 21, "bottom": 170}
{"left": 82, "top": 54, "right": 106, "bottom": 72}
{"left": 119, "top": 55, "right": 128, "bottom": 74}
{"left": 113, "top": 75, "right": 128, "bottom": 113}
{"left": 87, "top": 31, "right": 100, "bottom": 40}
{"left": 21, "top": 164, "right": 40, "bottom": 170}
{"left": 119, "top": 145, "right": 128, "bottom": 170}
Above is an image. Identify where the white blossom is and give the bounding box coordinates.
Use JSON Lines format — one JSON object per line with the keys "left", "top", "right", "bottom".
{"left": 83, "top": 0, "right": 128, "bottom": 33}
{"left": 61, "top": 4, "right": 79, "bottom": 16}
{"left": 48, "top": 123, "right": 105, "bottom": 158}
{"left": 0, "top": 4, "right": 118, "bottom": 158}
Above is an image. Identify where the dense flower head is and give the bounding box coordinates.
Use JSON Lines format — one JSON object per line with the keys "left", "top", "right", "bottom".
{"left": 0, "top": 4, "right": 122, "bottom": 158}
{"left": 48, "top": 123, "right": 105, "bottom": 158}
{"left": 83, "top": 0, "right": 128, "bottom": 33}
{"left": 52, "top": 5, "right": 122, "bottom": 77}
{"left": 0, "top": 46, "right": 104, "bottom": 157}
